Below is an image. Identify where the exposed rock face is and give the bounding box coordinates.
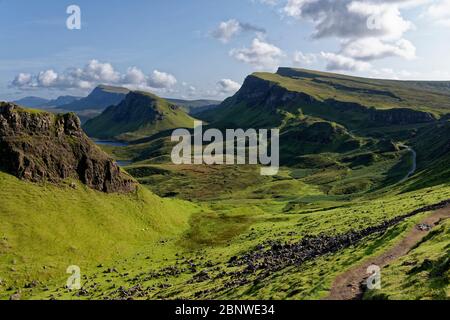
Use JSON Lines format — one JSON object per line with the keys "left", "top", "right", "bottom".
{"left": 228, "top": 75, "right": 438, "bottom": 127}
{"left": 0, "top": 102, "right": 136, "bottom": 193}
{"left": 368, "top": 108, "right": 436, "bottom": 125}
{"left": 232, "top": 75, "right": 315, "bottom": 110}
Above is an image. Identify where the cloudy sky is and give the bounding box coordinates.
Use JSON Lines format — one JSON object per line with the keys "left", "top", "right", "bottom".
{"left": 1, "top": 0, "right": 450, "bottom": 101}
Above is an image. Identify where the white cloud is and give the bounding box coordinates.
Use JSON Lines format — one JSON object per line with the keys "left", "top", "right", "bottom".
{"left": 425, "top": 0, "right": 450, "bottom": 26}
{"left": 213, "top": 19, "right": 242, "bottom": 43}
{"left": 187, "top": 85, "right": 197, "bottom": 95}
{"left": 283, "top": 0, "right": 417, "bottom": 40}
{"left": 321, "top": 52, "right": 372, "bottom": 71}
{"left": 148, "top": 70, "right": 177, "bottom": 88}
{"left": 347, "top": 1, "right": 414, "bottom": 41}
{"left": 79, "top": 59, "right": 120, "bottom": 83}
{"left": 230, "top": 38, "right": 284, "bottom": 69}
{"left": 282, "top": 0, "right": 425, "bottom": 71}
{"left": 341, "top": 38, "right": 416, "bottom": 61}
{"left": 293, "top": 51, "right": 318, "bottom": 65}
{"left": 12, "top": 73, "right": 33, "bottom": 88}
{"left": 217, "top": 79, "right": 241, "bottom": 94}
{"left": 123, "top": 66, "right": 147, "bottom": 85}
{"left": 37, "top": 70, "right": 58, "bottom": 87}
{"left": 212, "top": 19, "right": 266, "bottom": 43}
{"left": 11, "top": 60, "right": 178, "bottom": 92}
{"left": 284, "top": 0, "right": 309, "bottom": 18}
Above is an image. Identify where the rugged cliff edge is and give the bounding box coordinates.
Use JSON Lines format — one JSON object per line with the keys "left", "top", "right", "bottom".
{"left": 233, "top": 74, "right": 438, "bottom": 126}
{"left": 0, "top": 102, "right": 136, "bottom": 193}
{"left": 200, "top": 68, "right": 448, "bottom": 130}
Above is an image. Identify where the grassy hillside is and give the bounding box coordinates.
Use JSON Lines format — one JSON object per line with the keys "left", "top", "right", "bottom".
{"left": 0, "top": 171, "right": 197, "bottom": 297}
{"left": 273, "top": 68, "right": 450, "bottom": 115}
{"left": 6, "top": 169, "right": 448, "bottom": 300}
{"left": 83, "top": 91, "right": 196, "bottom": 141}
{"left": 365, "top": 218, "right": 450, "bottom": 300}
{"left": 2, "top": 68, "right": 449, "bottom": 301}
{"left": 200, "top": 68, "right": 450, "bottom": 132}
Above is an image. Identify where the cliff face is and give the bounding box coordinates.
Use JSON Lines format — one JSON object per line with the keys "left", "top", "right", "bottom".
{"left": 0, "top": 103, "right": 136, "bottom": 193}
{"left": 229, "top": 75, "right": 437, "bottom": 127}
{"left": 368, "top": 108, "right": 436, "bottom": 125}
{"left": 232, "top": 75, "right": 315, "bottom": 110}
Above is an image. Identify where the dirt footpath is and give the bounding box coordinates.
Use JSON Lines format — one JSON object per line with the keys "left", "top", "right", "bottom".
{"left": 326, "top": 206, "right": 450, "bottom": 300}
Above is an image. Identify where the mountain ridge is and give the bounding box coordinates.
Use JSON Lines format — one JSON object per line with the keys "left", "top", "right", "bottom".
{"left": 199, "top": 68, "right": 448, "bottom": 131}
{"left": 83, "top": 90, "right": 196, "bottom": 141}
{"left": 13, "top": 95, "right": 82, "bottom": 109}
{"left": 58, "top": 85, "right": 130, "bottom": 111}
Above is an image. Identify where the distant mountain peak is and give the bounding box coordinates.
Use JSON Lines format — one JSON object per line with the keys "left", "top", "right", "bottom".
{"left": 83, "top": 90, "right": 196, "bottom": 141}
{"left": 95, "top": 84, "right": 131, "bottom": 94}
{"left": 59, "top": 85, "right": 130, "bottom": 111}
{"left": 13, "top": 96, "right": 50, "bottom": 108}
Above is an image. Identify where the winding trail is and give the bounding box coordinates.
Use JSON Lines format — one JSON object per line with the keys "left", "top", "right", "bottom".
{"left": 326, "top": 205, "right": 450, "bottom": 300}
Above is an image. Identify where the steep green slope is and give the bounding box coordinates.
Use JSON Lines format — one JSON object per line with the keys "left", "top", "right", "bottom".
{"left": 83, "top": 91, "right": 196, "bottom": 141}
{"left": 274, "top": 68, "right": 450, "bottom": 115}
{"left": 201, "top": 68, "right": 450, "bottom": 131}
{"left": 9, "top": 175, "right": 449, "bottom": 300}
{"left": 279, "top": 115, "right": 363, "bottom": 164}
{"left": 402, "top": 120, "right": 450, "bottom": 191}
{"left": 366, "top": 218, "right": 450, "bottom": 300}
{"left": 0, "top": 103, "right": 199, "bottom": 298}
{"left": 2, "top": 69, "right": 449, "bottom": 301}
{"left": 0, "top": 171, "right": 196, "bottom": 294}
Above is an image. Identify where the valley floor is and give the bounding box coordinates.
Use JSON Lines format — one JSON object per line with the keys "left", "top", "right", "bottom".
{"left": 2, "top": 68, "right": 450, "bottom": 301}
{"left": 1, "top": 162, "right": 449, "bottom": 300}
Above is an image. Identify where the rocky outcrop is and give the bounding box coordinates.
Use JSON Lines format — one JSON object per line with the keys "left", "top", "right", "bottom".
{"left": 230, "top": 74, "right": 438, "bottom": 127}
{"left": 368, "top": 108, "right": 436, "bottom": 125}
{"left": 232, "top": 75, "right": 316, "bottom": 110}
{"left": 0, "top": 102, "right": 136, "bottom": 193}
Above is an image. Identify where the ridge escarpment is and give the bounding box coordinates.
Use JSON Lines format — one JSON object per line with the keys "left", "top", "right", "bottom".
{"left": 0, "top": 102, "right": 136, "bottom": 193}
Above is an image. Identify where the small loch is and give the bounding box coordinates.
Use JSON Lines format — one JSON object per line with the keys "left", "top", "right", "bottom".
{"left": 94, "top": 140, "right": 133, "bottom": 167}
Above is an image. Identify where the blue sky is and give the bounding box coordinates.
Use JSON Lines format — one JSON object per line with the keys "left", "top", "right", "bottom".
{"left": 1, "top": 0, "right": 450, "bottom": 101}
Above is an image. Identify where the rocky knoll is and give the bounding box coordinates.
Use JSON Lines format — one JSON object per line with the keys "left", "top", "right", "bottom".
{"left": 0, "top": 102, "right": 136, "bottom": 193}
